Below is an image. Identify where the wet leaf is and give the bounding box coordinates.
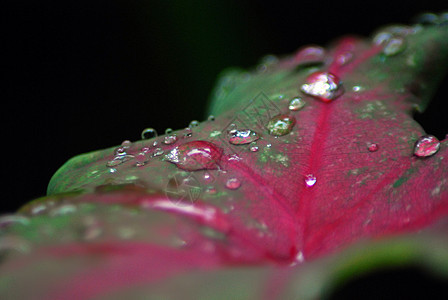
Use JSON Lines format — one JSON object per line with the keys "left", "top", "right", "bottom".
{"left": 1, "top": 18, "right": 448, "bottom": 299}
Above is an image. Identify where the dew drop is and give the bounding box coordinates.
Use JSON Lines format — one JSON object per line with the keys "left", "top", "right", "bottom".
{"left": 0, "top": 215, "right": 30, "bottom": 230}
{"left": 335, "top": 52, "right": 353, "bottom": 66}
{"left": 229, "top": 129, "right": 260, "bottom": 145}
{"left": 106, "top": 158, "right": 125, "bottom": 167}
{"left": 135, "top": 152, "right": 148, "bottom": 167}
{"left": 165, "top": 141, "right": 223, "bottom": 171}
{"left": 205, "top": 186, "right": 217, "bottom": 195}
{"left": 203, "top": 171, "right": 214, "bottom": 183}
{"left": 121, "top": 140, "right": 131, "bottom": 148}
{"left": 413, "top": 135, "right": 440, "bottom": 158}
{"left": 163, "top": 134, "right": 178, "bottom": 145}
{"left": 383, "top": 37, "right": 406, "bottom": 56}
{"left": 165, "top": 128, "right": 173, "bottom": 135}
{"left": 141, "top": 146, "right": 150, "bottom": 153}
{"left": 207, "top": 115, "right": 215, "bottom": 121}
{"left": 141, "top": 128, "right": 158, "bottom": 140}
{"left": 288, "top": 97, "right": 306, "bottom": 111}
{"left": 414, "top": 12, "right": 439, "bottom": 25}
{"left": 367, "top": 142, "right": 379, "bottom": 152}
{"left": 189, "top": 120, "right": 199, "bottom": 128}
{"left": 305, "top": 174, "right": 317, "bottom": 187}
{"left": 183, "top": 127, "right": 193, "bottom": 138}
{"left": 153, "top": 148, "right": 164, "bottom": 157}
{"left": 249, "top": 142, "right": 259, "bottom": 152}
{"left": 225, "top": 178, "right": 241, "bottom": 190}
{"left": 267, "top": 114, "right": 296, "bottom": 136}
{"left": 114, "top": 147, "right": 127, "bottom": 157}
{"left": 301, "top": 71, "right": 343, "bottom": 102}
{"left": 294, "top": 46, "right": 326, "bottom": 64}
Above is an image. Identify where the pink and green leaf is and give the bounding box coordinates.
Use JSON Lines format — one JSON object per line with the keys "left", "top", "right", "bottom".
{"left": 1, "top": 20, "right": 448, "bottom": 299}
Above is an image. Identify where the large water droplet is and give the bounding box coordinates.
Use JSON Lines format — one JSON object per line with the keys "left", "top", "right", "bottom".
{"left": 141, "top": 128, "right": 158, "bottom": 140}
{"left": 305, "top": 174, "right": 317, "bottom": 187}
{"left": 267, "top": 114, "right": 296, "bottom": 136}
{"left": 225, "top": 178, "right": 241, "bottom": 190}
{"left": 413, "top": 135, "right": 440, "bottom": 157}
{"left": 288, "top": 97, "right": 306, "bottom": 111}
{"left": 165, "top": 141, "right": 223, "bottom": 171}
{"left": 301, "top": 71, "right": 343, "bottom": 102}
{"left": 228, "top": 129, "right": 260, "bottom": 145}
{"left": 383, "top": 37, "right": 406, "bottom": 56}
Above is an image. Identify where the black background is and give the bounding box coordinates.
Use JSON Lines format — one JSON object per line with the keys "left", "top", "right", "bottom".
{"left": 3, "top": 1, "right": 448, "bottom": 213}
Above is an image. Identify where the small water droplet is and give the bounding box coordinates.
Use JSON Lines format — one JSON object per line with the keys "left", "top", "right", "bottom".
{"left": 152, "top": 140, "right": 159, "bottom": 147}
{"left": 249, "top": 142, "right": 259, "bottom": 152}
{"left": 288, "top": 97, "right": 306, "bottom": 111}
{"left": 352, "top": 86, "right": 362, "bottom": 92}
{"left": 414, "top": 12, "right": 439, "bottom": 25}
{"left": 294, "top": 45, "right": 326, "bottom": 64}
{"left": 135, "top": 152, "right": 148, "bottom": 167}
{"left": 163, "top": 134, "right": 178, "bottom": 145}
{"left": 203, "top": 172, "right": 214, "bottom": 183}
{"left": 267, "top": 114, "right": 296, "bottom": 136}
{"left": 141, "top": 146, "right": 150, "bottom": 153}
{"left": 383, "top": 37, "right": 406, "bottom": 56}
{"left": 207, "top": 115, "right": 215, "bottom": 121}
{"left": 141, "top": 128, "right": 158, "bottom": 140}
{"left": 188, "top": 120, "right": 199, "bottom": 128}
{"left": 49, "top": 204, "right": 77, "bottom": 216}
{"left": 0, "top": 215, "right": 30, "bottom": 230}
{"left": 225, "top": 178, "right": 241, "bottom": 190}
{"left": 121, "top": 140, "right": 132, "bottom": 148}
{"left": 153, "top": 148, "right": 164, "bottom": 157}
{"left": 305, "top": 174, "right": 317, "bottom": 187}
{"left": 266, "top": 143, "right": 272, "bottom": 148}
{"left": 183, "top": 127, "right": 193, "bottom": 138}
{"left": 413, "top": 135, "right": 440, "bottom": 157}
{"left": 106, "top": 158, "right": 124, "bottom": 167}
{"left": 301, "top": 71, "right": 343, "bottom": 102}
{"left": 114, "top": 147, "right": 127, "bottom": 156}
{"left": 165, "top": 128, "right": 173, "bottom": 135}
{"left": 229, "top": 129, "right": 260, "bottom": 145}
{"left": 165, "top": 141, "right": 223, "bottom": 171}
{"left": 335, "top": 52, "right": 353, "bottom": 66}
{"left": 109, "top": 168, "right": 117, "bottom": 173}
{"left": 205, "top": 186, "right": 217, "bottom": 195}
{"left": 367, "top": 142, "right": 379, "bottom": 152}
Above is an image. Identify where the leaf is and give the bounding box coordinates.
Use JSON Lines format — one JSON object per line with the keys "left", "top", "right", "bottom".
{"left": 1, "top": 20, "right": 448, "bottom": 299}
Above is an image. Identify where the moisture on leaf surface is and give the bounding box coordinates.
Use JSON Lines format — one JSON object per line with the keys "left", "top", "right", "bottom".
{"left": 1, "top": 16, "right": 448, "bottom": 299}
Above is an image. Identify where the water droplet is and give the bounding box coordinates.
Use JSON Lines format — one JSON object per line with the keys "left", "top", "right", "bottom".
{"left": 49, "top": 204, "right": 77, "bottom": 216}
{"left": 188, "top": 120, "right": 199, "bottom": 128}
{"left": 121, "top": 140, "right": 132, "bottom": 148}
{"left": 335, "top": 52, "right": 353, "bottom": 66}
{"left": 0, "top": 215, "right": 30, "bottom": 230}
{"left": 294, "top": 46, "right": 325, "bottom": 64}
{"left": 205, "top": 186, "right": 217, "bottom": 195}
{"left": 367, "top": 142, "right": 379, "bottom": 152}
{"left": 207, "top": 115, "right": 215, "bottom": 121}
{"left": 352, "top": 86, "right": 362, "bottom": 92}
{"left": 141, "top": 128, "right": 158, "bottom": 140}
{"left": 267, "top": 114, "right": 296, "bottom": 136}
{"left": 413, "top": 135, "right": 440, "bottom": 158}
{"left": 135, "top": 152, "right": 148, "bottom": 167}
{"left": 301, "top": 71, "right": 343, "bottom": 102}
{"left": 249, "top": 142, "right": 259, "bottom": 152}
{"left": 383, "top": 37, "right": 406, "bottom": 56}
{"left": 203, "top": 172, "right": 214, "bottom": 183}
{"left": 141, "top": 146, "right": 150, "bottom": 153}
{"left": 229, "top": 129, "right": 260, "bottom": 145}
{"left": 109, "top": 168, "right": 117, "bottom": 173}
{"left": 165, "top": 128, "right": 173, "bottom": 135}
{"left": 288, "top": 97, "right": 306, "bottom": 111}
{"left": 183, "top": 127, "right": 193, "bottom": 138}
{"left": 152, "top": 140, "right": 159, "bottom": 147}
{"left": 305, "top": 174, "right": 317, "bottom": 187}
{"left": 225, "top": 178, "right": 241, "bottom": 190}
{"left": 163, "top": 134, "right": 178, "bottom": 145}
{"left": 414, "top": 12, "right": 439, "bottom": 25}
{"left": 106, "top": 158, "right": 124, "bottom": 167}
{"left": 114, "top": 147, "right": 127, "bottom": 157}
{"left": 153, "top": 148, "right": 164, "bottom": 157}
{"left": 165, "top": 141, "right": 223, "bottom": 171}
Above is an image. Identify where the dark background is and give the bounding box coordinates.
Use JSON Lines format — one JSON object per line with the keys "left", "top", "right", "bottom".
{"left": 3, "top": 1, "right": 448, "bottom": 213}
